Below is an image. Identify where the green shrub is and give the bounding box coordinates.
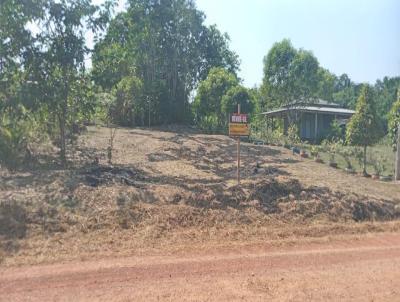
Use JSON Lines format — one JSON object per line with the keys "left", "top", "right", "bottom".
{"left": 310, "top": 145, "right": 321, "bottom": 158}
{"left": 0, "top": 114, "right": 45, "bottom": 170}
{"left": 328, "top": 119, "right": 344, "bottom": 141}
{"left": 0, "top": 124, "right": 28, "bottom": 169}
{"left": 338, "top": 147, "right": 354, "bottom": 169}
{"left": 368, "top": 153, "right": 386, "bottom": 176}
{"left": 198, "top": 114, "right": 221, "bottom": 134}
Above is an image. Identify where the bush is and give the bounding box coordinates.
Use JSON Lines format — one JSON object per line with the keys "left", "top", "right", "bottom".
{"left": 328, "top": 119, "right": 345, "bottom": 141}
{"left": 338, "top": 147, "right": 354, "bottom": 170}
{"left": 0, "top": 122, "right": 29, "bottom": 169}
{"left": 322, "top": 139, "right": 341, "bottom": 164}
{"left": 310, "top": 145, "right": 321, "bottom": 158}
{"left": 198, "top": 114, "right": 222, "bottom": 134}
{"left": 0, "top": 113, "right": 47, "bottom": 170}
{"left": 368, "top": 153, "right": 386, "bottom": 176}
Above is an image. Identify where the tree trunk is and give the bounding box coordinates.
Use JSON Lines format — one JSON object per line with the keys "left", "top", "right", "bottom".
{"left": 59, "top": 110, "right": 66, "bottom": 166}
{"left": 396, "top": 125, "right": 400, "bottom": 181}
{"left": 363, "top": 145, "right": 367, "bottom": 176}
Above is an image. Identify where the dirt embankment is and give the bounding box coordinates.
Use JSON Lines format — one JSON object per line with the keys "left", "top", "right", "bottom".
{"left": 1, "top": 126, "right": 399, "bottom": 266}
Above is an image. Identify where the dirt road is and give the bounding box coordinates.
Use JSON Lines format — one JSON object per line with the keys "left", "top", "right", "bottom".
{"left": 1, "top": 233, "right": 400, "bottom": 301}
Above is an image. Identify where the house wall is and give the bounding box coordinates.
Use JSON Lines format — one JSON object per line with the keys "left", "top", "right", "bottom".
{"left": 299, "top": 113, "right": 334, "bottom": 141}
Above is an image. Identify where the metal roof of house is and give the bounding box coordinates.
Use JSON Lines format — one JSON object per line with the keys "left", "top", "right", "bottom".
{"left": 261, "top": 105, "right": 355, "bottom": 117}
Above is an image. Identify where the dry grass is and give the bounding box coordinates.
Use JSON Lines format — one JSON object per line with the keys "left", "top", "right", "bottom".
{"left": 0, "top": 125, "right": 399, "bottom": 266}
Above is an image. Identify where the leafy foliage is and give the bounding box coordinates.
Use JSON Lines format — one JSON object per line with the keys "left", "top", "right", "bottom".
{"left": 192, "top": 68, "right": 238, "bottom": 128}
{"left": 388, "top": 88, "right": 400, "bottom": 148}
{"left": 92, "top": 0, "right": 239, "bottom": 125}
{"left": 221, "top": 86, "right": 254, "bottom": 119}
{"left": 111, "top": 76, "right": 144, "bottom": 126}
{"left": 287, "top": 124, "right": 300, "bottom": 146}
{"left": 328, "top": 119, "right": 344, "bottom": 142}
{"left": 346, "top": 85, "right": 383, "bottom": 174}
{"left": 346, "top": 85, "right": 383, "bottom": 147}
{"left": 260, "top": 39, "right": 320, "bottom": 110}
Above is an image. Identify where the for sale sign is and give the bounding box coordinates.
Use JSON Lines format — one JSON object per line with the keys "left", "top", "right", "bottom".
{"left": 231, "top": 114, "right": 248, "bottom": 124}
{"left": 229, "top": 113, "right": 249, "bottom": 137}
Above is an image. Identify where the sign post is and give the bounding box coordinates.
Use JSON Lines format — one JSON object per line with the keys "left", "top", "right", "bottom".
{"left": 396, "top": 124, "right": 400, "bottom": 181}
{"left": 229, "top": 104, "right": 249, "bottom": 185}
{"left": 237, "top": 104, "right": 241, "bottom": 184}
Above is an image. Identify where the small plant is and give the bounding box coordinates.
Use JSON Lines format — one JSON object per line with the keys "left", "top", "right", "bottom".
{"left": 310, "top": 145, "right": 321, "bottom": 160}
{"left": 328, "top": 119, "right": 344, "bottom": 141}
{"left": 287, "top": 124, "right": 300, "bottom": 147}
{"left": 353, "top": 147, "right": 364, "bottom": 173}
{"left": 368, "top": 153, "right": 385, "bottom": 178}
{"left": 338, "top": 147, "right": 355, "bottom": 172}
{"left": 107, "top": 126, "right": 117, "bottom": 165}
{"left": 324, "top": 139, "right": 341, "bottom": 168}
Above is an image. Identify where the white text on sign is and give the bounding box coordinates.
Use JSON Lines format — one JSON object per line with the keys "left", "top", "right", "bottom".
{"left": 231, "top": 114, "right": 247, "bottom": 123}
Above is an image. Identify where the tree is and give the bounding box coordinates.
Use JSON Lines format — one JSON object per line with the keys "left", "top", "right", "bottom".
{"left": 388, "top": 88, "right": 400, "bottom": 180}
{"left": 374, "top": 76, "right": 400, "bottom": 128}
{"left": 30, "top": 0, "right": 112, "bottom": 165}
{"left": 260, "top": 39, "right": 320, "bottom": 110}
{"left": 92, "top": 0, "right": 239, "bottom": 126}
{"left": 111, "top": 76, "right": 144, "bottom": 126}
{"left": 346, "top": 85, "right": 383, "bottom": 175}
{"left": 388, "top": 88, "right": 400, "bottom": 148}
{"left": 198, "top": 25, "right": 240, "bottom": 81}
{"left": 221, "top": 85, "right": 254, "bottom": 120}
{"left": 0, "top": 0, "right": 46, "bottom": 168}
{"left": 192, "top": 67, "right": 238, "bottom": 128}
{"left": 317, "top": 68, "right": 337, "bottom": 102}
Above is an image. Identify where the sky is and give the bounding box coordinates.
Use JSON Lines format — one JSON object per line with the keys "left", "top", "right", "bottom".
{"left": 94, "top": 0, "right": 400, "bottom": 88}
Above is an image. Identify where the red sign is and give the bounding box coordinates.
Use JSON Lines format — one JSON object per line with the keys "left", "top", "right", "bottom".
{"left": 229, "top": 113, "right": 249, "bottom": 137}
{"left": 230, "top": 114, "right": 248, "bottom": 124}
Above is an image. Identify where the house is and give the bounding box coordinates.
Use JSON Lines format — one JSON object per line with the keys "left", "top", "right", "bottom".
{"left": 260, "top": 100, "right": 355, "bottom": 142}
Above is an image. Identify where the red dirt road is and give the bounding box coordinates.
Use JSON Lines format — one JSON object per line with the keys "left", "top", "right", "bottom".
{"left": 1, "top": 233, "right": 400, "bottom": 301}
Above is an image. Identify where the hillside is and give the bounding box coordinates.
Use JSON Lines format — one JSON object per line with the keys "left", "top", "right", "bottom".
{"left": 1, "top": 126, "right": 399, "bottom": 266}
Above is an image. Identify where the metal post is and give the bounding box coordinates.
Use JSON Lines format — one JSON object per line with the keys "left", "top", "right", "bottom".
{"left": 237, "top": 104, "right": 241, "bottom": 185}
{"left": 396, "top": 124, "right": 400, "bottom": 181}
{"left": 148, "top": 98, "right": 151, "bottom": 128}
{"left": 314, "top": 112, "right": 318, "bottom": 143}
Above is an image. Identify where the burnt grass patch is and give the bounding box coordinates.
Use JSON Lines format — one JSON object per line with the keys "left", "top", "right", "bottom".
{"left": 78, "top": 165, "right": 147, "bottom": 187}
{"left": 0, "top": 201, "right": 28, "bottom": 239}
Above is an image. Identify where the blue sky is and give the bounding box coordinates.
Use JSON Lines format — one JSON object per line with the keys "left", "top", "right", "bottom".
{"left": 95, "top": 0, "right": 400, "bottom": 88}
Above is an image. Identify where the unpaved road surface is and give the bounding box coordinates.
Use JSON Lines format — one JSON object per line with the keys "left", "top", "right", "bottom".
{"left": 1, "top": 233, "right": 400, "bottom": 301}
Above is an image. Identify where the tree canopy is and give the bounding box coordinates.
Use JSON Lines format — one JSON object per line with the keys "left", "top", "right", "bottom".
{"left": 346, "top": 85, "right": 383, "bottom": 174}
{"left": 388, "top": 88, "right": 400, "bottom": 148}
{"left": 260, "top": 39, "right": 320, "bottom": 110}
{"left": 92, "top": 0, "right": 239, "bottom": 125}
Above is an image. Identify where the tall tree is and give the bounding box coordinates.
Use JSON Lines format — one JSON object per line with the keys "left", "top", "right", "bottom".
{"left": 374, "top": 76, "right": 400, "bottom": 127}
{"left": 346, "top": 85, "right": 383, "bottom": 175}
{"left": 0, "top": 0, "right": 46, "bottom": 167}
{"left": 388, "top": 89, "right": 400, "bottom": 180}
{"left": 260, "top": 39, "right": 320, "bottom": 110}
{"left": 31, "top": 0, "right": 113, "bottom": 164}
{"left": 111, "top": 76, "right": 144, "bottom": 126}
{"left": 388, "top": 88, "right": 400, "bottom": 146}
{"left": 317, "top": 68, "right": 337, "bottom": 102}
{"left": 92, "top": 0, "right": 239, "bottom": 125}
{"left": 221, "top": 85, "right": 254, "bottom": 119}
{"left": 192, "top": 67, "right": 238, "bottom": 128}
